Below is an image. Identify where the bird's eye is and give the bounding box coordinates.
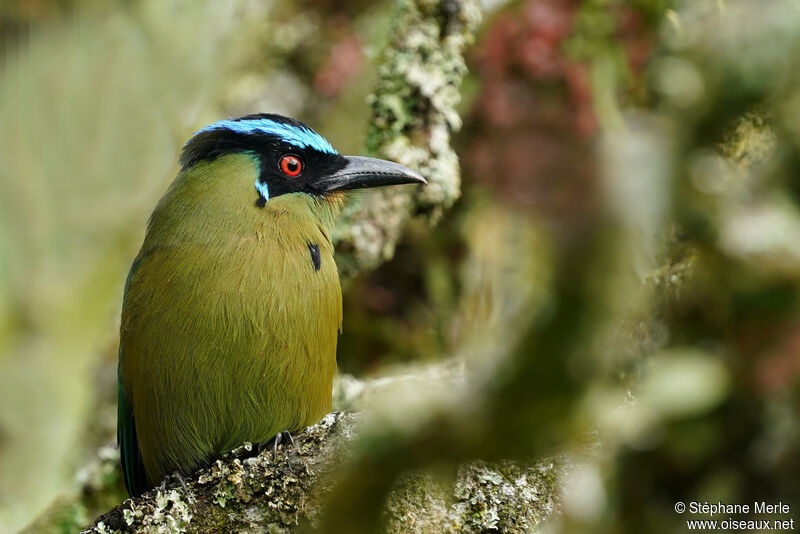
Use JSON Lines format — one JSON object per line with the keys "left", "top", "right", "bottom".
{"left": 279, "top": 155, "right": 303, "bottom": 177}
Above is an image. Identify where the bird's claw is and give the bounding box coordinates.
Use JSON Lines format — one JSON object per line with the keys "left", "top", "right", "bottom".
{"left": 272, "top": 430, "right": 296, "bottom": 461}
{"left": 256, "top": 431, "right": 296, "bottom": 462}
{"left": 158, "top": 471, "right": 194, "bottom": 503}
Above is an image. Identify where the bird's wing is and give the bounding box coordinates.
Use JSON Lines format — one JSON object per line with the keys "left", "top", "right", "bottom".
{"left": 117, "top": 253, "right": 150, "bottom": 497}
{"left": 117, "top": 369, "right": 148, "bottom": 496}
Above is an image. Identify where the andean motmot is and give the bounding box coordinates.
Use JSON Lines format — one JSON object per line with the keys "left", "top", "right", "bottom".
{"left": 117, "top": 114, "right": 425, "bottom": 496}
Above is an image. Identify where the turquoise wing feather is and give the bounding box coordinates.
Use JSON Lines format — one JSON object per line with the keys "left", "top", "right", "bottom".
{"left": 117, "top": 369, "right": 148, "bottom": 496}
{"left": 117, "top": 254, "right": 150, "bottom": 496}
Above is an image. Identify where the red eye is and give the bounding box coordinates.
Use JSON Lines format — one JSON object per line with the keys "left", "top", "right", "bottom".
{"left": 280, "top": 155, "right": 303, "bottom": 177}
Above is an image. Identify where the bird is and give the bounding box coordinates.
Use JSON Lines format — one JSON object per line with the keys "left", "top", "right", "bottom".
{"left": 117, "top": 113, "right": 425, "bottom": 496}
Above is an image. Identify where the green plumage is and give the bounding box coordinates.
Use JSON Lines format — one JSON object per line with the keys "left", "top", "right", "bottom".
{"left": 117, "top": 112, "right": 424, "bottom": 496}
{"left": 118, "top": 154, "right": 342, "bottom": 495}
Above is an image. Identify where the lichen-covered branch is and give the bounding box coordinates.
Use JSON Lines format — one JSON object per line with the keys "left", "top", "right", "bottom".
{"left": 84, "top": 413, "right": 350, "bottom": 534}
{"left": 81, "top": 409, "right": 558, "bottom": 534}
{"left": 333, "top": 0, "right": 481, "bottom": 275}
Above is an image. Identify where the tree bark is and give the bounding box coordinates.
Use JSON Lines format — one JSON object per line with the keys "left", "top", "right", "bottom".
{"left": 83, "top": 409, "right": 559, "bottom": 534}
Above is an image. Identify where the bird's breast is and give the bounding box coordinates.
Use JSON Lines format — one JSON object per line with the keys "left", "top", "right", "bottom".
{"left": 121, "top": 218, "right": 342, "bottom": 482}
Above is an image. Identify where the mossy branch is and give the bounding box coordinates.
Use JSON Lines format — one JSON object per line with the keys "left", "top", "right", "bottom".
{"left": 80, "top": 408, "right": 558, "bottom": 534}
{"left": 333, "top": 0, "right": 481, "bottom": 275}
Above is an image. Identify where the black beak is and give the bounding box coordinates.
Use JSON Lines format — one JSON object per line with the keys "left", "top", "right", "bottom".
{"left": 317, "top": 156, "right": 426, "bottom": 193}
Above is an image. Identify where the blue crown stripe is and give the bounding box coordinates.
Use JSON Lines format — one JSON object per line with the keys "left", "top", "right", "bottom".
{"left": 194, "top": 119, "right": 337, "bottom": 155}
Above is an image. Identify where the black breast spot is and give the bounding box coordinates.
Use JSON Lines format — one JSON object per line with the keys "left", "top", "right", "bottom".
{"left": 308, "top": 243, "right": 321, "bottom": 271}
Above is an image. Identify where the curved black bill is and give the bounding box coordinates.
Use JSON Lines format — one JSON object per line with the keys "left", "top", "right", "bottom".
{"left": 318, "top": 156, "right": 426, "bottom": 193}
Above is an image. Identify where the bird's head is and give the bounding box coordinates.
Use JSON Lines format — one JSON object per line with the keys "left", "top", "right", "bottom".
{"left": 176, "top": 113, "right": 425, "bottom": 217}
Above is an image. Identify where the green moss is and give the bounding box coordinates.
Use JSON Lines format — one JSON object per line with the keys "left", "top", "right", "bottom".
{"left": 452, "top": 461, "right": 559, "bottom": 533}
{"left": 719, "top": 110, "right": 776, "bottom": 169}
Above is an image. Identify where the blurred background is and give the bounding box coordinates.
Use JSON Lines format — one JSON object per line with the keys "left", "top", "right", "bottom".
{"left": 1, "top": 0, "right": 800, "bottom": 532}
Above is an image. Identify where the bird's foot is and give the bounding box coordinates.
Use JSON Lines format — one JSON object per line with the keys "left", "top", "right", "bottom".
{"left": 158, "top": 471, "right": 195, "bottom": 503}
{"left": 257, "top": 431, "right": 296, "bottom": 462}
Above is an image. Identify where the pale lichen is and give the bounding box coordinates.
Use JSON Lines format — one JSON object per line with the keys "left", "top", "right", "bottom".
{"left": 334, "top": 0, "right": 481, "bottom": 274}
{"left": 83, "top": 406, "right": 559, "bottom": 533}
{"left": 382, "top": 460, "right": 559, "bottom": 533}
{"left": 452, "top": 462, "right": 559, "bottom": 533}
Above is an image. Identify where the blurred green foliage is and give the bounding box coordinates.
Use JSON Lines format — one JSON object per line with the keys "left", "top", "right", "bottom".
{"left": 317, "top": 1, "right": 800, "bottom": 532}
{"left": 3, "top": 0, "right": 800, "bottom": 532}
{"left": 0, "top": 0, "right": 388, "bottom": 531}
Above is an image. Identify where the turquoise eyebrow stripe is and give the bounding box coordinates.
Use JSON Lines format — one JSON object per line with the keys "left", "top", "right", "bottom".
{"left": 195, "top": 119, "right": 338, "bottom": 155}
